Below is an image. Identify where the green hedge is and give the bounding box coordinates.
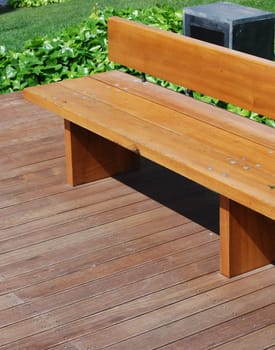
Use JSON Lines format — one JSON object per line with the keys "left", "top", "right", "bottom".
{"left": 8, "top": 0, "right": 65, "bottom": 7}
{"left": 0, "top": 6, "right": 182, "bottom": 93}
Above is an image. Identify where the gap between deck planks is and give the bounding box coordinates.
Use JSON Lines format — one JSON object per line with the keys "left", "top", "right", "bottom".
{"left": 0, "top": 92, "right": 274, "bottom": 349}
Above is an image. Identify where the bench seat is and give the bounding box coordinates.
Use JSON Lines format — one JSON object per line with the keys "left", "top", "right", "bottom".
{"left": 24, "top": 70, "right": 275, "bottom": 221}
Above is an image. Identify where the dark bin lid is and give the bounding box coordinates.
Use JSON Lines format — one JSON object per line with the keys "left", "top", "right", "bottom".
{"left": 184, "top": 2, "right": 275, "bottom": 25}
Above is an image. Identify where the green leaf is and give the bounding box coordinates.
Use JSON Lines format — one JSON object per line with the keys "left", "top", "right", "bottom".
{"left": 265, "top": 118, "right": 275, "bottom": 128}
{"left": 0, "top": 46, "right": 6, "bottom": 56}
{"left": 5, "top": 65, "right": 17, "bottom": 79}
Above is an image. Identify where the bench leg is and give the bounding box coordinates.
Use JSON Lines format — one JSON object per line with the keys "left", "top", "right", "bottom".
{"left": 220, "top": 196, "right": 275, "bottom": 277}
{"left": 64, "top": 120, "right": 140, "bottom": 186}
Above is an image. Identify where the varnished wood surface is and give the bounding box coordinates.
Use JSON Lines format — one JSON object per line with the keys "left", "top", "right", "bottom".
{"left": 64, "top": 120, "right": 139, "bottom": 185}
{"left": 0, "top": 92, "right": 274, "bottom": 349}
{"left": 23, "top": 71, "right": 275, "bottom": 220}
{"left": 108, "top": 16, "right": 275, "bottom": 120}
{"left": 220, "top": 196, "right": 275, "bottom": 277}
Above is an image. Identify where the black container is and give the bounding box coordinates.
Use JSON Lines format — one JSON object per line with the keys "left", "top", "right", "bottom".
{"left": 184, "top": 2, "right": 275, "bottom": 60}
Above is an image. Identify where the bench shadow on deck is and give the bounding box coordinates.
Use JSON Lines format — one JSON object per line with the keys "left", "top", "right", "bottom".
{"left": 0, "top": 91, "right": 274, "bottom": 350}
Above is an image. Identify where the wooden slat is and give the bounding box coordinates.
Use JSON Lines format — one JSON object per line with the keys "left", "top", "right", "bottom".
{"left": 0, "top": 232, "right": 217, "bottom": 298}
{"left": 93, "top": 70, "right": 275, "bottom": 150}
{"left": 159, "top": 304, "right": 275, "bottom": 349}
{"left": 23, "top": 78, "right": 275, "bottom": 220}
{"left": 61, "top": 73, "right": 275, "bottom": 152}
{"left": 1, "top": 243, "right": 219, "bottom": 316}
{"left": 48, "top": 274, "right": 275, "bottom": 350}
{"left": 60, "top": 74, "right": 275, "bottom": 190}
{"left": 0, "top": 179, "right": 136, "bottom": 230}
{"left": 0, "top": 255, "right": 218, "bottom": 322}
{"left": 0, "top": 206, "right": 189, "bottom": 279}
{"left": 212, "top": 324, "right": 275, "bottom": 350}
{"left": 0, "top": 160, "right": 202, "bottom": 244}
{"left": 0, "top": 205, "right": 172, "bottom": 255}
{"left": 1, "top": 265, "right": 221, "bottom": 349}
{"left": 108, "top": 17, "right": 275, "bottom": 120}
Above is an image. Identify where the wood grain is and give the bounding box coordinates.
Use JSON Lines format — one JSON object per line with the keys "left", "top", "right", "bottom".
{"left": 159, "top": 304, "right": 275, "bottom": 349}
{"left": 220, "top": 196, "right": 275, "bottom": 277}
{"left": 108, "top": 16, "right": 275, "bottom": 120}
{"left": 23, "top": 75, "right": 275, "bottom": 221}
{"left": 65, "top": 120, "right": 139, "bottom": 185}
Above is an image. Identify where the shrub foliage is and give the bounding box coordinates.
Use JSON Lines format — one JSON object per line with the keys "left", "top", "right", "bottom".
{"left": 0, "top": 6, "right": 182, "bottom": 93}
{"left": 8, "top": 0, "right": 65, "bottom": 7}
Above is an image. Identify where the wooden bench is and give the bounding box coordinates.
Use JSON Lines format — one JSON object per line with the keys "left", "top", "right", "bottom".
{"left": 23, "top": 16, "right": 275, "bottom": 277}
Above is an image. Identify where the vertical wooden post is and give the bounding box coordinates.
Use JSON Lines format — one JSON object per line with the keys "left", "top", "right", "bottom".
{"left": 64, "top": 120, "right": 140, "bottom": 186}
{"left": 220, "top": 196, "right": 275, "bottom": 277}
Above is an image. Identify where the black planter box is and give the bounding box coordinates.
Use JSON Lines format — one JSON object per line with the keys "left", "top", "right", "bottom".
{"left": 184, "top": 2, "right": 275, "bottom": 60}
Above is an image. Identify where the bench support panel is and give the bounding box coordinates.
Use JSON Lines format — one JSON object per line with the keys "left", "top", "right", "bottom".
{"left": 64, "top": 120, "right": 140, "bottom": 186}
{"left": 220, "top": 196, "right": 275, "bottom": 277}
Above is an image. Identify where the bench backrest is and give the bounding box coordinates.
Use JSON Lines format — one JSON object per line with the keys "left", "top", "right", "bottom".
{"left": 108, "top": 16, "right": 275, "bottom": 120}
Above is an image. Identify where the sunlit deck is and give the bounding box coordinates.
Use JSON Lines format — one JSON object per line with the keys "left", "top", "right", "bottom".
{"left": 0, "top": 91, "right": 274, "bottom": 349}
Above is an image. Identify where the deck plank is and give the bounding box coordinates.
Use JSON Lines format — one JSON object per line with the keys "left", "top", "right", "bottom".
{"left": 98, "top": 272, "right": 274, "bottom": 350}
{"left": 0, "top": 92, "right": 274, "bottom": 349}
{"left": 158, "top": 303, "right": 275, "bottom": 349}
{"left": 212, "top": 324, "right": 275, "bottom": 350}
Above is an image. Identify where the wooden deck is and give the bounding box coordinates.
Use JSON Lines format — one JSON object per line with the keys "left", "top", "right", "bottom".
{"left": 0, "top": 91, "right": 274, "bottom": 349}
